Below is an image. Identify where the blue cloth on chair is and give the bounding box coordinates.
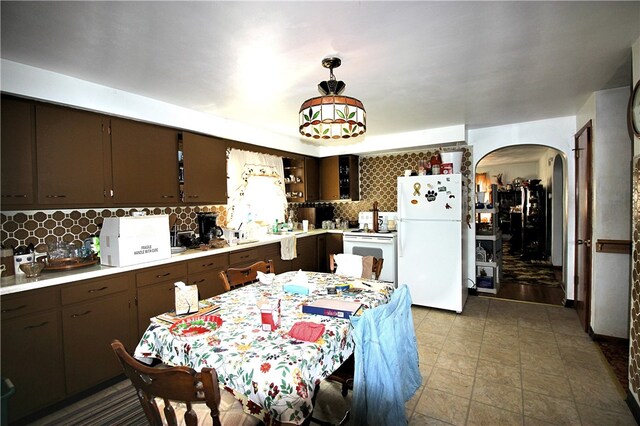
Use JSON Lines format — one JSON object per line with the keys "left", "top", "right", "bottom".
{"left": 349, "top": 285, "right": 422, "bottom": 426}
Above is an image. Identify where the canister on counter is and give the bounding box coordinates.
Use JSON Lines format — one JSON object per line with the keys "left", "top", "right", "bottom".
{"left": 1, "top": 248, "right": 14, "bottom": 277}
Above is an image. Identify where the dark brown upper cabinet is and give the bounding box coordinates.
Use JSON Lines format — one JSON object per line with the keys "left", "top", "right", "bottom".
{"left": 180, "top": 132, "right": 227, "bottom": 204}
{"left": 304, "top": 157, "right": 319, "bottom": 202}
{"left": 319, "top": 155, "right": 359, "bottom": 201}
{"left": 36, "top": 104, "right": 107, "bottom": 206}
{"left": 110, "top": 118, "right": 179, "bottom": 205}
{"left": 1, "top": 97, "right": 36, "bottom": 207}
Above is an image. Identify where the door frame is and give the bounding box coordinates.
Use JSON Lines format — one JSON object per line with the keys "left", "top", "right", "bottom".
{"left": 573, "top": 120, "right": 593, "bottom": 333}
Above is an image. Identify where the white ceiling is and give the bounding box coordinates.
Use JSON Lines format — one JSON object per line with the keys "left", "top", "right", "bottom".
{"left": 1, "top": 1, "right": 639, "bottom": 161}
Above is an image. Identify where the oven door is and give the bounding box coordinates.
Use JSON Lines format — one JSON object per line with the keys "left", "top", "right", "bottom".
{"left": 343, "top": 235, "right": 397, "bottom": 285}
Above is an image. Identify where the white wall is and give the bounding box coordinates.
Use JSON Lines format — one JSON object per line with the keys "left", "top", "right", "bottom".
{"left": 467, "top": 117, "right": 576, "bottom": 300}
{"left": 590, "top": 87, "right": 632, "bottom": 338}
{"left": 476, "top": 162, "right": 539, "bottom": 185}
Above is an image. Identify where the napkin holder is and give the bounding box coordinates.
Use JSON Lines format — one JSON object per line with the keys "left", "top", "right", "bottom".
{"left": 258, "top": 298, "right": 281, "bottom": 331}
{"left": 175, "top": 282, "right": 199, "bottom": 315}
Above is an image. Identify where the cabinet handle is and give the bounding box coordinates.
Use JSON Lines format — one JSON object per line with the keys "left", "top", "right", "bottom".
{"left": 203, "top": 263, "right": 215, "bottom": 267}
{"left": 1, "top": 194, "right": 27, "bottom": 198}
{"left": 191, "top": 279, "right": 206, "bottom": 284}
{"left": 88, "top": 286, "right": 108, "bottom": 293}
{"left": 187, "top": 195, "right": 200, "bottom": 199}
{"left": 156, "top": 272, "right": 171, "bottom": 278}
{"left": 161, "top": 195, "right": 175, "bottom": 199}
{"left": 25, "top": 321, "right": 49, "bottom": 329}
{"left": 71, "top": 310, "right": 92, "bottom": 318}
{"left": 45, "top": 195, "right": 67, "bottom": 198}
{"left": 2, "top": 304, "right": 27, "bottom": 313}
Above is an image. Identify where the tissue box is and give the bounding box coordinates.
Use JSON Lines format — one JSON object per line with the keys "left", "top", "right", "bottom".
{"left": 259, "top": 299, "right": 281, "bottom": 331}
{"left": 100, "top": 215, "right": 171, "bottom": 266}
{"left": 175, "top": 284, "right": 199, "bottom": 315}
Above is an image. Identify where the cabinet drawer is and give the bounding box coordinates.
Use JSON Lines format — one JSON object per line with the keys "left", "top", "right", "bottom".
{"left": 136, "top": 263, "right": 187, "bottom": 287}
{"left": 187, "top": 253, "right": 228, "bottom": 274}
{"left": 1, "top": 288, "right": 59, "bottom": 320}
{"left": 229, "top": 248, "right": 259, "bottom": 266}
{"left": 61, "top": 274, "right": 130, "bottom": 305}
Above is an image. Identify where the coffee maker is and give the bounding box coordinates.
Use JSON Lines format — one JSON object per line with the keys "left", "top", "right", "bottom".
{"left": 197, "top": 212, "right": 223, "bottom": 244}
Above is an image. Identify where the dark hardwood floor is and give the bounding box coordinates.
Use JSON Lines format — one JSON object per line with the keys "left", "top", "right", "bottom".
{"left": 486, "top": 277, "right": 565, "bottom": 305}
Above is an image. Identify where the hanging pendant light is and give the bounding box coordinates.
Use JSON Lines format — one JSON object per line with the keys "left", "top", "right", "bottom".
{"left": 299, "top": 57, "right": 366, "bottom": 139}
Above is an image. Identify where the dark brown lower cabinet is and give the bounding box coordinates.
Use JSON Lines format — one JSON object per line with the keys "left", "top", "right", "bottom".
{"left": 186, "top": 253, "right": 229, "bottom": 299}
{"left": 62, "top": 291, "right": 131, "bottom": 394}
{"left": 293, "top": 236, "right": 318, "bottom": 271}
{"left": 1, "top": 310, "right": 65, "bottom": 423}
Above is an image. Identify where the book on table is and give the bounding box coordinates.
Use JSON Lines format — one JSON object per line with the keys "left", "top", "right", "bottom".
{"left": 152, "top": 301, "right": 220, "bottom": 325}
{"left": 302, "top": 298, "right": 364, "bottom": 319}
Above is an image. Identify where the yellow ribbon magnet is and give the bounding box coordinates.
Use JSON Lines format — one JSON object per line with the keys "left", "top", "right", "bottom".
{"left": 413, "top": 183, "right": 421, "bottom": 196}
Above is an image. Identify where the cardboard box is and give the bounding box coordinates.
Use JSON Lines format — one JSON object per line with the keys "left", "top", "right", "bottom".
{"left": 100, "top": 215, "right": 171, "bottom": 267}
{"left": 302, "top": 298, "right": 363, "bottom": 319}
{"left": 175, "top": 283, "right": 199, "bottom": 315}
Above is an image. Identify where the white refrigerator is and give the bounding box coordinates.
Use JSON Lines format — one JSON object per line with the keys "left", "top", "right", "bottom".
{"left": 397, "top": 174, "right": 467, "bottom": 312}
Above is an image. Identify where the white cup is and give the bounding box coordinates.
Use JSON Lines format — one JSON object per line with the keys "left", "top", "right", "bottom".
{"left": 0, "top": 264, "right": 5, "bottom": 277}
{"left": 302, "top": 220, "right": 309, "bottom": 232}
{"left": 404, "top": 170, "right": 411, "bottom": 177}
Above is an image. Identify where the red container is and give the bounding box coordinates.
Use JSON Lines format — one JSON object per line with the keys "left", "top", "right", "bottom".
{"left": 441, "top": 163, "right": 454, "bottom": 174}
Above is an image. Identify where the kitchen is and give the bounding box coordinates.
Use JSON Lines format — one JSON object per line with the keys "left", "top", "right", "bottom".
{"left": 1, "top": 2, "right": 640, "bottom": 425}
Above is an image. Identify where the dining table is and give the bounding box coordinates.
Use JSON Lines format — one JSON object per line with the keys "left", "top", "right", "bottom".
{"left": 134, "top": 270, "right": 394, "bottom": 425}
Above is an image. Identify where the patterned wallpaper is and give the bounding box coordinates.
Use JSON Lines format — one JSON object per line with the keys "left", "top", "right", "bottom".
{"left": 0, "top": 146, "right": 472, "bottom": 252}
{"left": 630, "top": 155, "right": 640, "bottom": 402}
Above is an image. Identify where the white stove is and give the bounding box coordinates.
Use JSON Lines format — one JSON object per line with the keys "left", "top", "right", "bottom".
{"left": 342, "top": 212, "right": 398, "bottom": 285}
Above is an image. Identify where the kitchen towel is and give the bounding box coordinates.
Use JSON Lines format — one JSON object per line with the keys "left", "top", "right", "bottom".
{"left": 334, "top": 253, "right": 363, "bottom": 278}
{"left": 280, "top": 234, "right": 297, "bottom": 260}
{"left": 289, "top": 321, "right": 325, "bottom": 342}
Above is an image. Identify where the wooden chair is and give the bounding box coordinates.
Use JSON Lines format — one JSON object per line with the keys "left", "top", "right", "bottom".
{"left": 111, "top": 340, "right": 260, "bottom": 426}
{"left": 329, "top": 254, "right": 384, "bottom": 280}
{"left": 218, "top": 260, "right": 274, "bottom": 292}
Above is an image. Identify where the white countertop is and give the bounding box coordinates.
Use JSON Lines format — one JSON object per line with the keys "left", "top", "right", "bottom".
{"left": 1, "top": 229, "right": 343, "bottom": 296}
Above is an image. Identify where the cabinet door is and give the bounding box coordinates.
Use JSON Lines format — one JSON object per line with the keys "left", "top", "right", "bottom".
{"left": 137, "top": 280, "right": 178, "bottom": 335}
{"left": 62, "top": 291, "right": 131, "bottom": 394}
{"left": 182, "top": 132, "right": 227, "bottom": 204}
{"left": 320, "top": 156, "right": 340, "bottom": 200}
{"left": 111, "top": 118, "right": 179, "bottom": 204}
{"left": 316, "top": 234, "right": 327, "bottom": 272}
{"left": 36, "top": 104, "right": 106, "bottom": 205}
{"left": 1, "top": 311, "right": 65, "bottom": 423}
{"left": 1, "top": 97, "right": 36, "bottom": 206}
{"left": 259, "top": 242, "right": 292, "bottom": 274}
{"left": 326, "top": 233, "right": 344, "bottom": 271}
{"left": 304, "top": 157, "right": 319, "bottom": 202}
{"left": 293, "top": 236, "right": 318, "bottom": 271}
{"left": 187, "top": 270, "right": 227, "bottom": 299}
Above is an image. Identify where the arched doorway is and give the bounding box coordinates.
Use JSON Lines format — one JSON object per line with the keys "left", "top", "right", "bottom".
{"left": 475, "top": 145, "right": 566, "bottom": 305}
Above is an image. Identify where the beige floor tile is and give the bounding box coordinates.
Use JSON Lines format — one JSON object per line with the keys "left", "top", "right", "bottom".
{"left": 427, "top": 366, "right": 475, "bottom": 399}
{"left": 427, "top": 309, "right": 459, "bottom": 323}
{"left": 522, "top": 390, "right": 581, "bottom": 425}
{"left": 569, "top": 376, "right": 629, "bottom": 414}
{"left": 414, "top": 388, "right": 470, "bottom": 426}
{"left": 576, "top": 402, "right": 637, "bottom": 425}
{"left": 419, "top": 362, "right": 434, "bottom": 384}
{"left": 416, "top": 329, "right": 447, "bottom": 349}
{"left": 408, "top": 411, "right": 454, "bottom": 425}
{"left": 555, "top": 332, "right": 599, "bottom": 352}
{"left": 518, "top": 317, "right": 553, "bottom": 333}
{"left": 520, "top": 351, "right": 566, "bottom": 377}
{"left": 521, "top": 369, "right": 572, "bottom": 399}
{"left": 523, "top": 416, "right": 558, "bottom": 426}
{"left": 519, "top": 340, "right": 561, "bottom": 358}
{"left": 518, "top": 328, "right": 557, "bottom": 345}
{"left": 435, "top": 350, "right": 479, "bottom": 376}
{"left": 564, "top": 362, "right": 618, "bottom": 387}
{"left": 484, "top": 321, "right": 519, "bottom": 337}
{"left": 475, "top": 359, "right": 521, "bottom": 388}
{"left": 417, "top": 319, "right": 454, "bottom": 337}
{"left": 479, "top": 342, "right": 521, "bottom": 368}
{"left": 467, "top": 400, "right": 524, "bottom": 425}
{"left": 405, "top": 386, "right": 425, "bottom": 414}
{"left": 442, "top": 338, "right": 482, "bottom": 358}
{"left": 482, "top": 330, "right": 520, "bottom": 347}
{"left": 550, "top": 320, "right": 585, "bottom": 337}
{"left": 472, "top": 377, "right": 523, "bottom": 413}
{"left": 418, "top": 343, "right": 441, "bottom": 366}
{"left": 453, "top": 314, "right": 486, "bottom": 330}
{"left": 558, "top": 345, "right": 607, "bottom": 370}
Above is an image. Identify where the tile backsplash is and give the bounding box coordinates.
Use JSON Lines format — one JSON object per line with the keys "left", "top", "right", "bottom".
{"left": 1, "top": 146, "right": 472, "bottom": 251}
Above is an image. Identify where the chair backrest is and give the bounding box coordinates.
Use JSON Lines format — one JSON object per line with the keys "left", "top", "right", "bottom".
{"left": 329, "top": 254, "right": 384, "bottom": 280}
{"left": 219, "top": 260, "right": 274, "bottom": 292}
{"left": 110, "top": 339, "right": 223, "bottom": 426}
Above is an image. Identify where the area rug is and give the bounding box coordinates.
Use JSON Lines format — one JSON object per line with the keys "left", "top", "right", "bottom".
{"left": 596, "top": 338, "right": 629, "bottom": 391}
{"left": 501, "top": 240, "right": 561, "bottom": 287}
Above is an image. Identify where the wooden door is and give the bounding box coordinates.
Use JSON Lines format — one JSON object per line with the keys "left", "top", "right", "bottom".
{"left": 182, "top": 132, "right": 227, "bottom": 204}
{"left": 304, "top": 157, "right": 320, "bottom": 202}
{"left": 574, "top": 120, "right": 593, "bottom": 332}
{"left": 36, "top": 104, "right": 106, "bottom": 205}
{"left": 110, "top": 118, "right": 179, "bottom": 204}
{"left": 1, "top": 97, "right": 36, "bottom": 206}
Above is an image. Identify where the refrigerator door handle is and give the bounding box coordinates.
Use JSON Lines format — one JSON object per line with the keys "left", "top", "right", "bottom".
{"left": 398, "top": 218, "right": 403, "bottom": 257}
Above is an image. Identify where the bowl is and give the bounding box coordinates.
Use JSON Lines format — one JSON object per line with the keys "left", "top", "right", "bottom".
{"left": 19, "top": 262, "right": 45, "bottom": 278}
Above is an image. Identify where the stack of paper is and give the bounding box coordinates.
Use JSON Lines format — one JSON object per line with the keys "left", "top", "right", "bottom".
{"left": 152, "top": 301, "right": 220, "bottom": 325}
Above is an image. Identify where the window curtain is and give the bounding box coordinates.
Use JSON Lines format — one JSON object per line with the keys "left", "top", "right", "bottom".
{"left": 227, "top": 149, "right": 287, "bottom": 229}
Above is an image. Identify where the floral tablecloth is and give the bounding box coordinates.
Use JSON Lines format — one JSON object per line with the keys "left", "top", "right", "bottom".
{"left": 134, "top": 271, "right": 394, "bottom": 425}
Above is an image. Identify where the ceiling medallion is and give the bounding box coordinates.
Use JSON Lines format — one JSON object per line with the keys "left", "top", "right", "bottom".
{"left": 299, "top": 57, "right": 366, "bottom": 140}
